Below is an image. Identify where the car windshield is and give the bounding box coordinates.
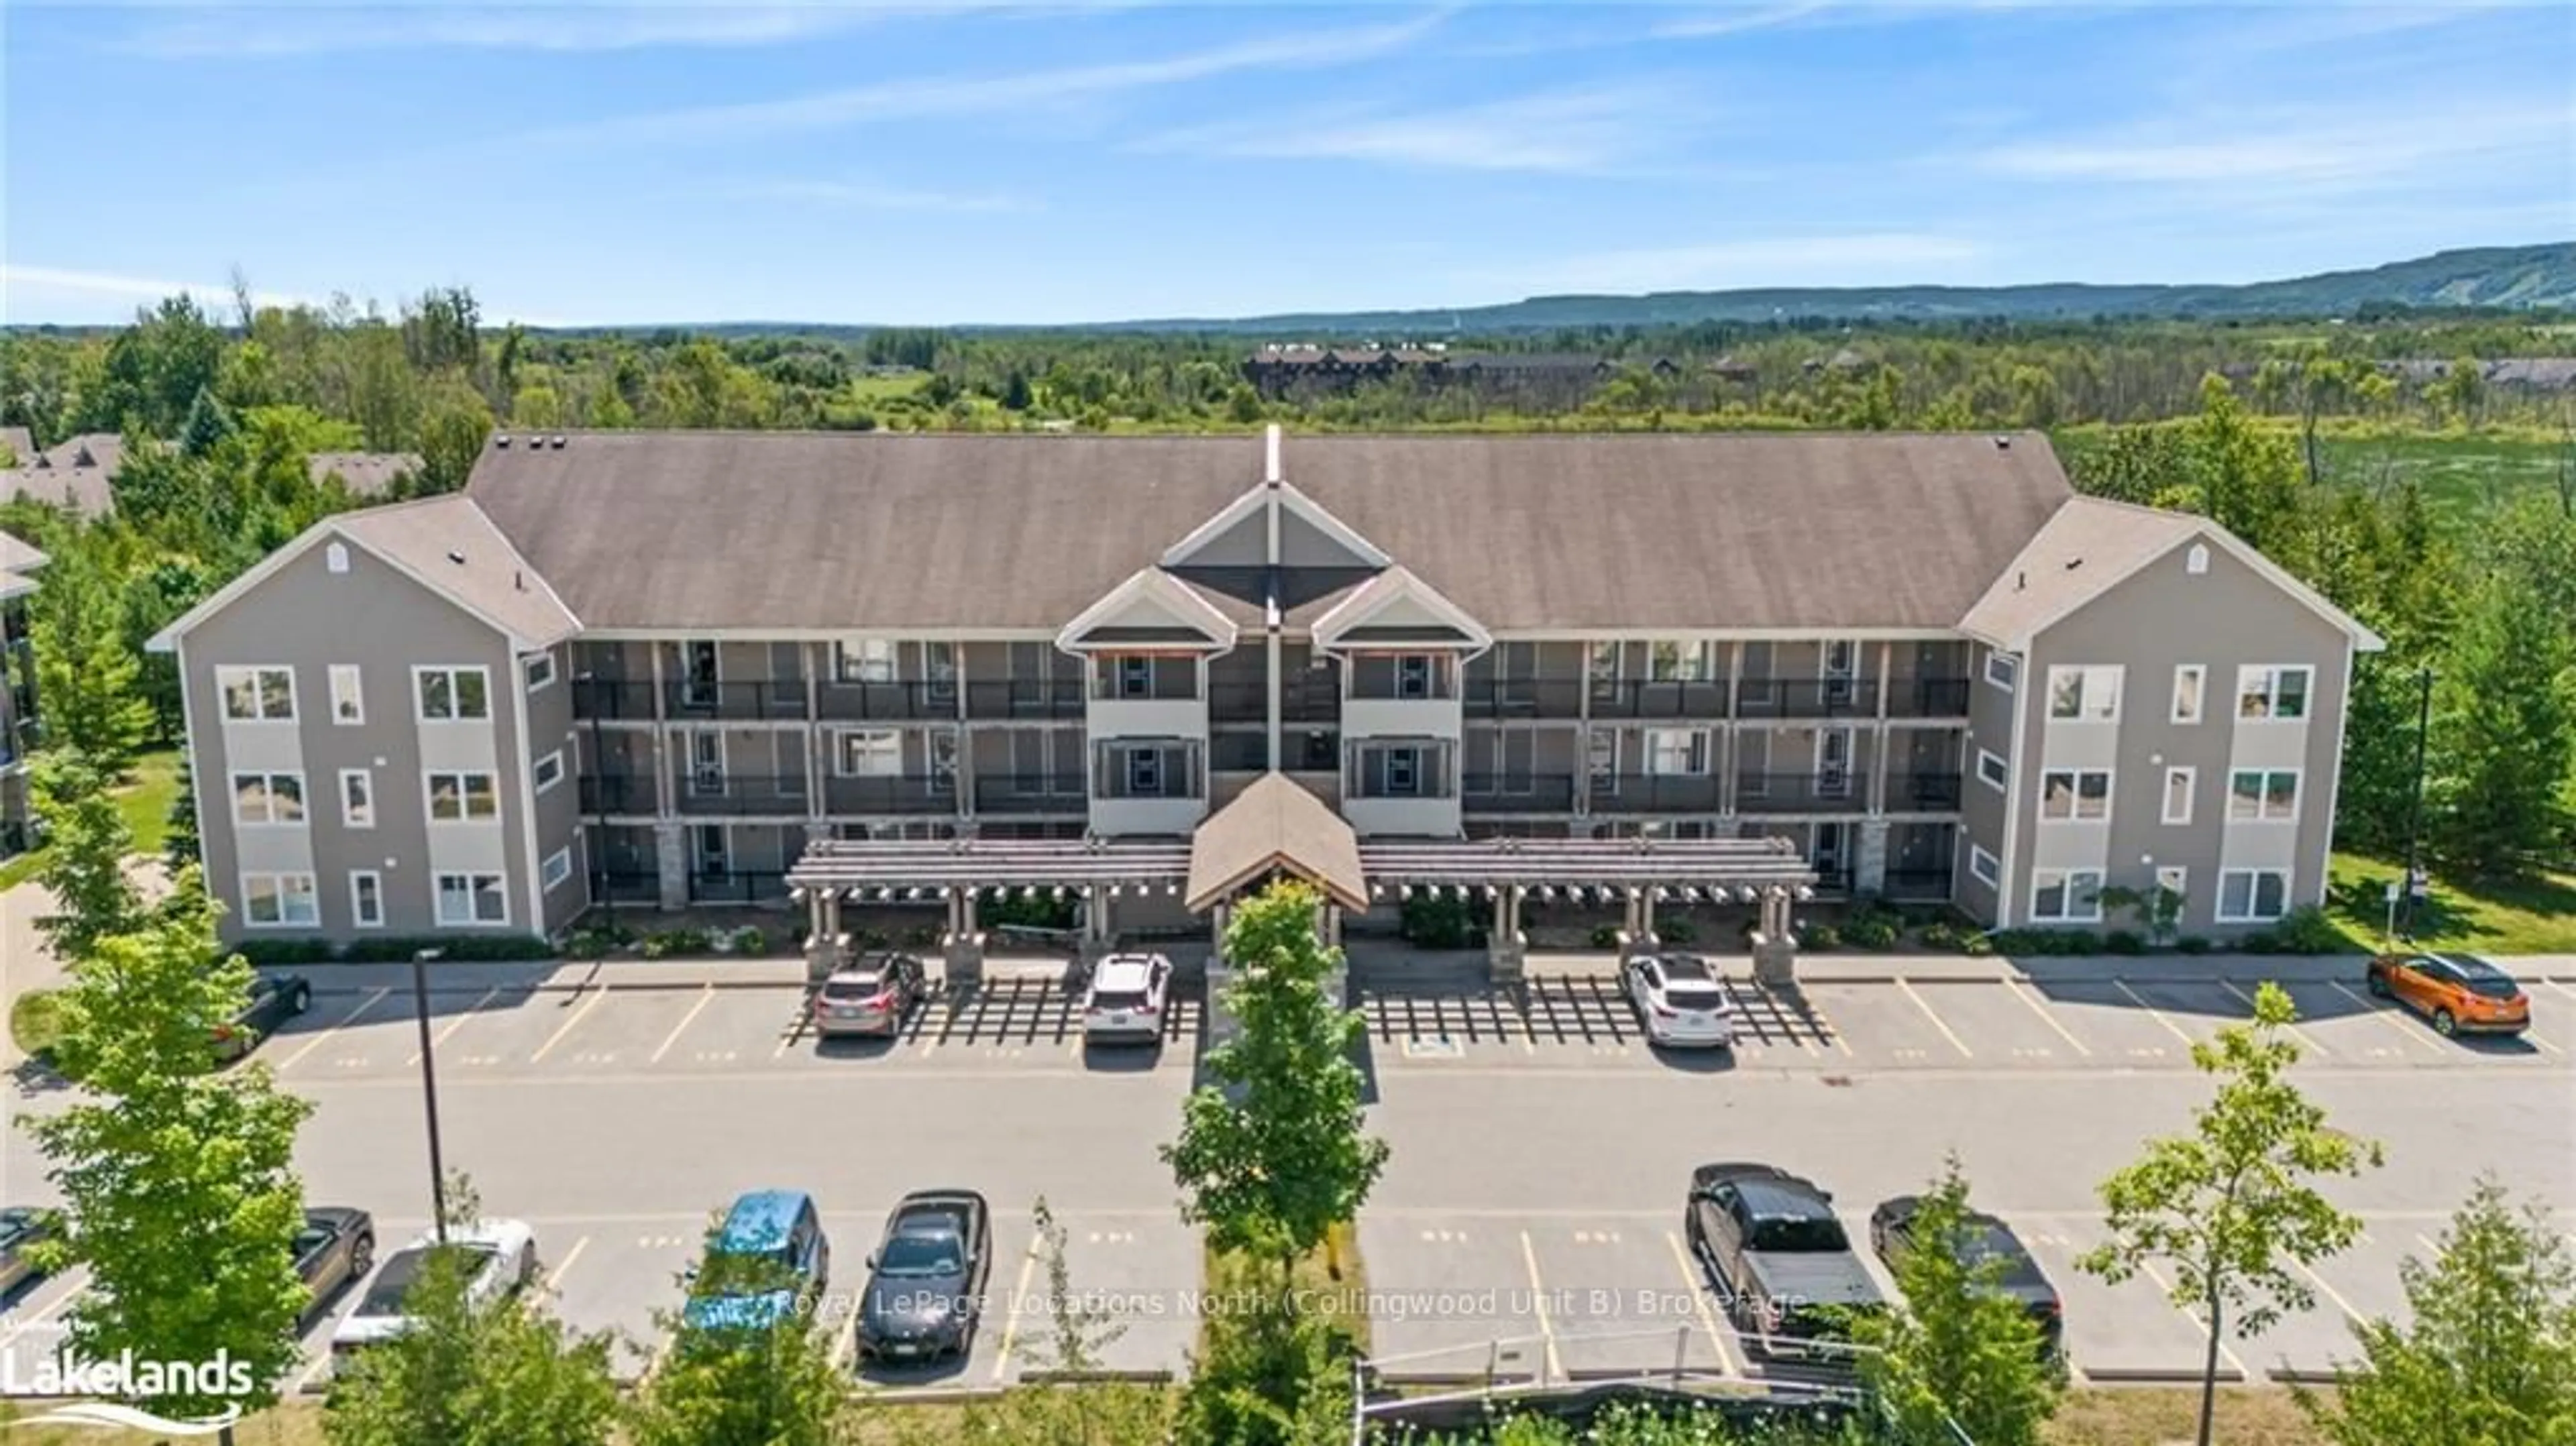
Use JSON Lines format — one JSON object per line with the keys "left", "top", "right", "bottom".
{"left": 292, "top": 1228, "right": 331, "bottom": 1258}
{"left": 878, "top": 1233, "right": 963, "bottom": 1276}
{"left": 1660, "top": 956, "right": 1715, "bottom": 983}
{"left": 1662, "top": 983, "right": 1727, "bottom": 1010}
{"left": 2449, "top": 963, "right": 2521, "bottom": 999}
{"left": 821, "top": 977, "right": 882, "bottom": 1001}
{"left": 1748, "top": 1217, "right": 1849, "bottom": 1252}
{"left": 1091, "top": 989, "right": 1148, "bottom": 1011}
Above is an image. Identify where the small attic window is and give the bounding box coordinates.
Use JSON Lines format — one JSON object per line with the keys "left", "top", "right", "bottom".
{"left": 2186, "top": 543, "right": 2210, "bottom": 575}
{"left": 325, "top": 542, "right": 350, "bottom": 575}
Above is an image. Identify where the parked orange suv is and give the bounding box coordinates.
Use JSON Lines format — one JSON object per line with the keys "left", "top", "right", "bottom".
{"left": 2365, "top": 952, "right": 2532, "bottom": 1038}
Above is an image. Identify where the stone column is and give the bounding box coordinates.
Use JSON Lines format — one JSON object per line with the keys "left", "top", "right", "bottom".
{"left": 944, "top": 885, "right": 985, "bottom": 987}
{"left": 1488, "top": 885, "right": 1525, "bottom": 985}
{"left": 1752, "top": 885, "right": 1799, "bottom": 987}
{"left": 1856, "top": 820, "right": 1890, "bottom": 897}
{"left": 1079, "top": 883, "right": 1113, "bottom": 967}
{"left": 653, "top": 819, "right": 688, "bottom": 911}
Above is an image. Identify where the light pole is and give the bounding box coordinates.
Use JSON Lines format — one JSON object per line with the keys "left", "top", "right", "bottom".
{"left": 409, "top": 947, "right": 450, "bottom": 1241}
{"left": 2399, "top": 667, "right": 2433, "bottom": 940}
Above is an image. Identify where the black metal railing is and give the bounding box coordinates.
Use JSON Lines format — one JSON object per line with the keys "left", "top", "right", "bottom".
{"left": 1208, "top": 732, "right": 1271, "bottom": 771}
{"left": 1735, "top": 678, "right": 1882, "bottom": 718}
{"left": 816, "top": 679, "right": 953, "bottom": 722}
{"left": 1208, "top": 681, "right": 1267, "bottom": 723}
{"left": 596, "top": 869, "right": 661, "bottom": 904}
{"left": 1587, "top": 679, "right": 1731, "bottom": 719}
{"left": 1091, "top": 673, "right": 1200, "bottom": 702}
{"left": 671, "top": 773, "right": 810, "bottom": 816}
{"left": 973, "top": 774, "right": 1087, "bottom": 814}
{"left": 964, "top": 679, "right": 1085, "bottom": 720}
{"left": 1732, "top": 772, "right": 1864, "bottom": 813}
{"left": 688, "top": 871, "right": 788, "bottom": 904}
{"left": 1460, "top": 773, "right": 1579, "bottom": 812}
{"left": 1460, "top": 677, "right": 1588, "bottom": 718}
{"left": 1886, "top": 677, "right": 1972, "bottom": 718}
{"left": 823, "top": 775, "right": 955, "bottom": 815}
{"left": 1884, "top": 865, "right": 1955, "bottom": 898}
{"left": 1893, "top": 771, "right": 1964, "bottom": 810}
{"left": 1811, "top": 868, "right": 1858, "bottom": 895}
{"left": 1587, "top": 772, "right": 1725, "bottom": 812}
{"left": 571, "top": 679, "right": 657, "bottom": 720}
{"left": 578, "top": 773, "right": 658, "bottom": 815}
{"left": 1282, "top": 684, "right": 1340, "bottom": 724}
{"left": 662, "top": 679, "right": 808, "bottom": 720}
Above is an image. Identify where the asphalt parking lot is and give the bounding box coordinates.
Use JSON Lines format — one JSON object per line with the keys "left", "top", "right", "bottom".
{"left": 4, "top": 960, "right": 2569, "bottom": 1394}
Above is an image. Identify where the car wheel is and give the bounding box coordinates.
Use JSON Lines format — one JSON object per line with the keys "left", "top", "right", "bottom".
{"left": 519, "top": 1244, "right": 539, "bottom": 1287}
{"left": 2366, "top": 973, "right": 2392, "bottom": 999}
{"left": 352, "top": 1233, "right": 374, "bottom": 1276}
{"left": 292, "top": 985, "right": 313, "bottom": 1013}
{"left": 2432, "top": 1008, "right": 2457, "bottom": 1037}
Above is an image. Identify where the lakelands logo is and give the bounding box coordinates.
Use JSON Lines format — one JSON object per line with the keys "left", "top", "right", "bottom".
{"left": 4, "top": 1345, "right": 255, "bottom": 1436}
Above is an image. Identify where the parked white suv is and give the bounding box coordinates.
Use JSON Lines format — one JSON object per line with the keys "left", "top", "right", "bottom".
{"left": 1081, "top": 954, "right": 1172, "bottom": 1045}
{"left": 1623, "top": 953, "right": 1735, "bottom": 1049}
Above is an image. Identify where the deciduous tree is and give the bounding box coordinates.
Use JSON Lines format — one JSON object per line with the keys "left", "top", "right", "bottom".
{"left": 2429, "top": 562, "right": 2573, "bottom": 877}
{"left": 28, "top": 537, "right": 152, "bottom": 773}
{"left": 30, "top": 750, "right": 145, "bottom": 962}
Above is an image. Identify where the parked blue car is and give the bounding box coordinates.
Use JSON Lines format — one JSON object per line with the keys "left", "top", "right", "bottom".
{"left": 683, "top": 1190, "right": 830, "bottom": 1331}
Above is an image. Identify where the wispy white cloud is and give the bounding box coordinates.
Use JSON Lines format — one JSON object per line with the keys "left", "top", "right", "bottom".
{"left": 1478, "top": 233, "right": 1987, "bottom": 296}
{"left": 120, "top": 3, "right": 892, "bottom": 58}
{"left": 1137, "top": 85, "right": 1693, "bottom": 176}
{"left": 529, "top": 11, "right": 1448, "bottom": 147}
{"left": 735, "top": 178, "right": 1037, "bottom": 213}
{"left": 1650, "top": 3, "right": 1833, "bottom": 41}
{"left": 1977, "top": 103, "right": 2569, "bottom": 187}
{"left": 0, "top": 263, "right": 307, "bottom": 312}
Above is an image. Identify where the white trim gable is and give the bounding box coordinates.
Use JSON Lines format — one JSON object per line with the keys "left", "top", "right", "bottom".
{"left": 1055, "top": 568, "right": 1238, "bottom": 652}
{"left": 1159, "top": 476, "right": 1389, "bottom": 573}
{"left": 1311, "top": 565, "right": 1492, "bottom": 651}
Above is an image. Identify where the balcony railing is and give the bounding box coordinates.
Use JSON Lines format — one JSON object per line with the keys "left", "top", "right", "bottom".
{"left": 1886, "top": 677, "right": 1972, "bottom": 718}
{"left": 1461, "top": 678, "right": 1588, "bottom": 719}
{"left": 689, "top": 871, "right": 788, "bottom": 904}
{"left": 1208, "top": 732, "right": 1271, "bottom": 771}
{"left": 1588, "top": 679, "right": 1731, "bottom": 719}
{"left": 1735, "top": 677, "right": 1882, "bottom": 718}
{"left": 1588, "top": 773, "right": 1725, "bottom": 812}
{"left": 595, "top": 869, "right": 661, "bottom": 904}
{"left": 578, "top": 772, "right": 659, "bottom": 816}
{"left": 963, "top": 679, "right": 1084, "bottom": 720}
{"left": 571, "top": 679, "right": 657, "bottom": 720}
{"left": 974, "top": 774, "right": 1088, "bottom": 815}
{"left": 816, "top": 680, "right": 953, "bottom": 722}
{"left": 1884, "top": 865, "right": 1955, "bottom": 898}
{"left": 1733, "top": 772, "right": 1864, "bottom": 814}
{"left": 1892, "top": 771, "right": 1964, "bottom": 810}
{"left": 672, "top": 773, "right": 810, "bottom": 817}
{"left": 1208, "top": 681, "right": 1268, "bottom": 723}
{"left": 663, "top": 679, "right": 809, "bottom": 721}
{"left": 823, "top": 775, "right": 956, "bottom": 815}
{"left": 1461, "top": 773, "right": 1579, "bottom": 812}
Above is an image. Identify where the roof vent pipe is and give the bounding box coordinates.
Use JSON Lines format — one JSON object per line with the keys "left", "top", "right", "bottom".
{"left": 495, "top": 435, "right": 511, "bottom": 449}
{"left": 1264, "top": 422, "right": 1282, "bottom": 487}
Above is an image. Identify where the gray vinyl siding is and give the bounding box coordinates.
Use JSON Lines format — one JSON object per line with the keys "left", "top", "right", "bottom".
{"left": 1955, "top": 643, "right": 2019, "bottom": 922}
{"left": 523, "top": 642, "right": 588, "bottom": 935}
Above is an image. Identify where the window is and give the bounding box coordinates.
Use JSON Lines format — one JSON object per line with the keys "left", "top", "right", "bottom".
{"left": 689, "top": 731, "right": 726, "bottom": 794}
{"left": 427, "top": 771, "right": 500, "bottom": 822}
{"left": 1648, "top": 640, "right": 1710, "bottom": 682}
{"left": 325, "top": 541, "right": 350, "bottom": 574}
{"left": 523, "top": 653, "right": 557, "bottom": 691}
{"left": 1382, "top": 746, "right": 1421, "bottom": 795}
{"left": 1126, "top": 748, "right": 1163, "bottom": 795}
{"left": 416, "top": 666, "right": 490, "bottom": 720}
{"left": 1976, "top": 749, "right": 2008, "bottom": 792}
{"left": 2237, "top": 665, "right": 2312, "bottom": 720}
{"left": 329, "top": 665, "right": 363, "bottom": 724}
{"left": 1396, "top": 655, "right": 1434, "bottom": 699}
{"left": 836, "top": 637, "right": 895, "bottom": 683}
{"left": 2047, "top": 665, "right": 2121, "bottom": 721}
{"left": 219, "top": 666, "right": 296, "bottom": 721}
{"left": 339, "top": 769, "right": 374, "bottom": 828}
{"left": 1820, "top": 639, "right": 1856, "bottom": 706}
{"left": 533, "top": 750, "right": 564, "bottom": 794}
{"left": 435, "top": 872, "right": 509, "bottom": 926}
{"left": 2031, "top": 869, "right": 2105, "bottom": 922}
{"left": 1984, "top": 653, "right": 2018, "bottom": 692}
{"left": 1968, "top": 845, "right": 2000, "bottom": 887}
{"left": 2040, "top": 768, "right": 2112, "bottom": 821}
{"left": 680, "top": 639, "right": 720, "bottom": 707}
{"left": 1644, "top": 728, "right": 1709, "bottom": 776}
{"left": 2218, "top": 869, "right": 2291, "bottom": 922}
{"left": 350, "top": 871, "right": 384, "bottom": 929}
{"left": 837, "top": 730, "right": 900, "bottom": 777}
{"left": 1816, "top": 727, "right": 1852, "bottom": 796}
{"left": 2171, "top": 665, "right": 2205, "bottom": 724}
{"left": 541, "top": 848, "right": 574, "bottom": 892}
{"left": 232, "top": 771, "right": 306, "bottom": 825}
{"left": 1587, "top": 729, "right": 1617, "bottom": 791}
{"left": 2186, "top": 543, "right": 2210, "bottom": 575}
{"left": 1118, "top": 656, "right": 1152, "bottom": 699}
{"left": 2229, "top": 769, "right": 2300, "bottom": 822}
{"left": 241, "top": 873, "right": 319, "bottom": 928}
{"left": 2161, "top": 767, "right": 2194, "bottom": 825}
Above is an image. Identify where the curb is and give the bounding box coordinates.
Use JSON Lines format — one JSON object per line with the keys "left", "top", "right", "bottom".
{"left": 2078, "top": 1364, "right": 2251, "bottom": 1385}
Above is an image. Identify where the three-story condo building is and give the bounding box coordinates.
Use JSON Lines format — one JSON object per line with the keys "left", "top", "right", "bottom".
{"left": 151, "top": 427, "right": 2377, "bottom": 945}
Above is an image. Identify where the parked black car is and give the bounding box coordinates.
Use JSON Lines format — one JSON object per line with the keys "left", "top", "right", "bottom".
{"left": 857, "top": 1190, "right": 991, "bottom": 1364}
{"left": 217, "top": 973, "right": 313, "bottom": 1062}
{"left": 294, "top": 1207, "right": 376, "bottom": 1326}
{"left": 1684, "top": 1163, "right": 1886, "bottom": 1359}
{"left": 1868, "top": 1195, "right": 2063, "bottom": 1357}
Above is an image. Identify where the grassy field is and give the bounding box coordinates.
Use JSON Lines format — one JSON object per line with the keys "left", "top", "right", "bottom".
{"left": 0, "top": 749, "right": 181, "bottom": 892}
{"left": 2312, "top": 427, "right": 2571, "bottom": 530}
{"left": 2328, "top": 850, "right": 2576, "bottom": 955}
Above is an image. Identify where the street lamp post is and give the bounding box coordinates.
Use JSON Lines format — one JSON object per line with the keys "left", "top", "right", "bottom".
{"left": 2399, "top": 666, "right": 2433, "bottom": 940}
{"left": 409, "top": 947, "right": 450, "bottom": 1242}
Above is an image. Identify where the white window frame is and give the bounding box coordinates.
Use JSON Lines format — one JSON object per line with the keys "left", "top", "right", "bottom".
{"left": 1395, "top": 654, "right": 1435, "bottom": 699}
{"left": 1968, "top": 845, "right": 2000, "bottom": 888}
{"left": 2161, "top": 766, "right": 2194, "bottom": 825}
{"left": 349, "top": 870, "right": 384, "bottom": 929}
{"left": 1117, "top": 655, "right": 1153, "bottom": 699}
{"left": 2029, "top": 868, "right": 2105, "bottom": 923}
{"left": 836, "top": 637, "right": 896, "bottom": 683}
{"left": 541, "top": 847, "right": 574, "bottom": 892}
{"left": 414, "top": 665, "right": 492, "bottom": 722}
{"left": 2236, "top": 665, "right": 2314, "bottom": 721}
{"left": 1644, "top": 727, "right": 1709, "bottom": 777}
{"left": 2216, "top": 868, "right": 2291, "bottom": 923}
{"left": 240, "top": 871, "right": 319, "bottom": 929}
{"left": 1648, "top": 639, "right": 1711, "bottom": 683}
{"left": 523, "top": 653, "right": 557, "bottom": 692}
{"left": 2229, "top": 767, "right": 2301, "bottom": 822}
{"left": 533, "top": 750, "right": 565, "bottom": 795}
{"left": 1983, "top": 653, "right": 2017, "bottom": 692}
{"left": 1815, "top": 726, "right": 1853, "bottom": 796}
{"left": 2046, "top": 665, "right": 2121, "bottom": 722}
{"left": 329, "top": 664, "right": 364, "bottom": 725}
{"left": 2171, "top": 664, "right": 2205, "bottom": 724}
{"left": 1380, "top": 745, "right": 1423, "bottom": 796}
{"left": 837, "top": 729, "right": 901, "bottom": 777}
{"left": 426, "top": 771, "right": 500, "bottom": 823}
{"left": 1126, "top": 746, "right": 1163, "bottom": 795}
{"left": 231, "top": 771, "right": 306, "bottom": 826}
{"left": 339, "top": 768, "right": 374, "bottom": 828}
{"left": 434, "top": 871, "right": 511, "bottom": 927}
{"left": 2039, "top": 767, "right": 2112, "bottom": 822}
{"left": 218, "top": 665, "right": 297, "bottom": 722}
{"left": 1975, "top": 748, "right": 2008, "bottom": 793}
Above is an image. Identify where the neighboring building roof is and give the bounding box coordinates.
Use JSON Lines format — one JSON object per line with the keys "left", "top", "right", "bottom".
{"left": 0, "top": 531, "right": 46, "bottom": 602}
{"left": 0, "top": 427, "right": 32, "bottom": 464}
{"left": 1185, "top": 772, "right": 1368, "bottom": 913}
{"left": 0, "top": 433, "right": 121, "bottom": 517}
{"left": 309, "top": 452, "right": 425, "bottom": 497}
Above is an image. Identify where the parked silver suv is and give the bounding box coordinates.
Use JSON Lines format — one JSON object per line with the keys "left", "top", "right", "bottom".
{"left": 1081, "top": 953, "right": 1172, "bottom": 1045}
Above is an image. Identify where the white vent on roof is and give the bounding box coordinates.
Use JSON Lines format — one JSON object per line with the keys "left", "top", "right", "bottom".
{"left": 2186, "top": 543, "right": 2210, "bottom": 575}
{"left": 551, "top": 435, "right": 567, "bottom": 449}
{"left": 325, "top": 541, "right": 350, "bottom": 575}
{"left": 494, "top": 435, "right": 511, "bottom": 449}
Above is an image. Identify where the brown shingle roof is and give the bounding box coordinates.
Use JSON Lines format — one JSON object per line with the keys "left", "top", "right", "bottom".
{"left": 335, "top": 495, "right": 581, "bottom": 646}
{"left": 0, "top": 531, "right": 46, "bottom": 600}
{"left": 1957, "top": 496, "right": 2200, "bottom": 649}
{"left": 1185, "top": 772, "right": 1368, "bottom": 912}
{"left": 309, "top": 452, "right": 424, "bottom": 497}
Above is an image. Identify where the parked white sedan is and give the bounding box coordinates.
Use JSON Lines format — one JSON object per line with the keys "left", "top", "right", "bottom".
{"left": 331, "top": 1220, "right": 538, "bottom": 1355}
{"left": 1623, "top": 954, "right": 1736, "bottom": 1049}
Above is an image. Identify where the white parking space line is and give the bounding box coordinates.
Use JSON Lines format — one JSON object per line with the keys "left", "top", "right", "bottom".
{"left": 2006, "top": 979, "right": 2092, "bottom": 1057}
{"left": 1662, "top": 1229, "right": 1733, "bottom": 1376}
{"left": 1896, "top": 978, "right": 1974, "bottom": 1059}
{"left": 530, "top": 987, "right": 613, "bottom": 1065}
{"left": 279, "top": 987, "right": 390, "bottom": 1070}
{"left": 2294, "top": 1258, "right": 2369, "bottom": 1331}
{"left": 652, "top": 985, "right": 717, "bottom": 1064}
{"left": 830, "top": 1288, "right": 862, "bottom": 1369}
{"left": 2328, "top": 981, "right": 2445, "bottom": 1056}
{"left": 1519, "top": 1230, "right": 1562, "bottom": 1381}
{"left": 2220, "top": 979, "right": 2328, "bottom": 1057}
{"left": 543, "top": 1235, "right": 592, "bottom": 1297}
{"left": 411, "top": 987, "right": 499, "bottom": 1066}
{"left": 991, "top": 1235, "right": 1043, "bottom": 1383}
{"left": 2139, "top": 1260, "right": 2249, "bottom": 1381}
{"left": 2112, "top": 980, "right": 2198, "bottom": 1048}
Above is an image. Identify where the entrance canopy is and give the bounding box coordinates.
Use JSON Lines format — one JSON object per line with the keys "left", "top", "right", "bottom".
{"left": 1186, "top": 773, "right": 1369, "bottom": 913}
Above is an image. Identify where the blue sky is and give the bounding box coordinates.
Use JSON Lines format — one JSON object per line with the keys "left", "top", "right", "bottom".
{"left": 5, "top": 3, "right": 2569, "bottom": 326}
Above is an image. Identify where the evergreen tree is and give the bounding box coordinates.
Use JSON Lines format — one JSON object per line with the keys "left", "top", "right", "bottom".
{"left": 166, "top": 753, "right": 202, "bottom": 876}
{"left": 28, "top": 538, "right": 152, "bottom": 775}
{"left": 30, "top": 750, "right": 145, "bottom": 963}
{"left": 2429, "top": 566, "right": 2574, "bottom": 877}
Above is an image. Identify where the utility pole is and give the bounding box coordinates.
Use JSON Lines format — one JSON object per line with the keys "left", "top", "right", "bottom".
{"left": 410, "top": 947, "right": 450, "bottom": 1241}
{"left": 2400, "top": 667, "right": 2432, "bottom": 940}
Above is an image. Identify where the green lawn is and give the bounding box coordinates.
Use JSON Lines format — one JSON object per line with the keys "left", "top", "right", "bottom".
{"left": 0, "top": 748, "right": 182, "bottom": 891}
{"left": 2327, "top": 850, "right": 2576, "bottom": 956}
{"left": 2312, "top": 428, "right": 2573, "bottom": 532}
